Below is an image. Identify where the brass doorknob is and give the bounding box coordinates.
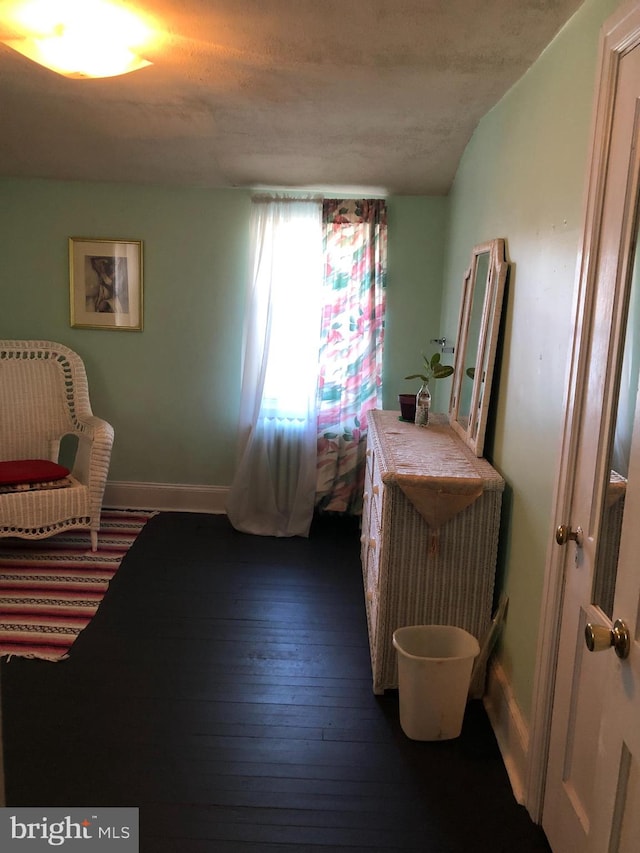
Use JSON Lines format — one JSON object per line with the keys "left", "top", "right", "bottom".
{"left": 585, "top": 619, "right": 630, "bottom": 659}
{"left": 556, "top": 524, "right": 583, "bottom": 546}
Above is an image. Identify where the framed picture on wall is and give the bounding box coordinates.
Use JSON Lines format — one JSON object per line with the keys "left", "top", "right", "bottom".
{"left": 69, "top": 237, "right": 143, "bottom": 331}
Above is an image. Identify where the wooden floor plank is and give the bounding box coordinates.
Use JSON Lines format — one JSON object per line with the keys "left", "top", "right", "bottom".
{"left": 1, "top": 511, "right": 550, "bottom": 852}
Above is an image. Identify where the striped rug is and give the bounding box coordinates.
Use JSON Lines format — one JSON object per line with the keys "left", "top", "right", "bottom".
{"left": 0, "top": 509, "right": 155, "bottom": 661}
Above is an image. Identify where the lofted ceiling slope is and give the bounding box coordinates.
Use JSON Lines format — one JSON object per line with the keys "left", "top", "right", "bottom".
{"left": 0, "top": 0, "right": 584, "bottom": 195}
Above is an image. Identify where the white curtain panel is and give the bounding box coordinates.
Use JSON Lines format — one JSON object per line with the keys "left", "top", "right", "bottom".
{"left": 226, "top": 197, "right": 323, "bottom": 537}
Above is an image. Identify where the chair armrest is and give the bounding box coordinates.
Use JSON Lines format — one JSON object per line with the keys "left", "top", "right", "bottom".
{"left": 71, "top": 416, "right": 115, "bottom": 514}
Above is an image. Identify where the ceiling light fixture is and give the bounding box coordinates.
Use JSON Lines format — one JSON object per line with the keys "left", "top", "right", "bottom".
{"left": 0, "top": 0, "right": 155, "bottom": 78}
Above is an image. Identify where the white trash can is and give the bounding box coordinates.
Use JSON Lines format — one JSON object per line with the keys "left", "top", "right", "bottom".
{"left": 392, "top": 625, "right": 480, "bottom": 741}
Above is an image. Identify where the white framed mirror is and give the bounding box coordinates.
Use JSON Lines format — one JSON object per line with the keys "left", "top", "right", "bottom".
{"left": 449, "top": 238, "right": 508, "bottom": 456}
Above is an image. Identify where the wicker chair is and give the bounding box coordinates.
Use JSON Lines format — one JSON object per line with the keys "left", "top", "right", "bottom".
{"left": 0, "top": 340, "right": 114, "bottom": 551}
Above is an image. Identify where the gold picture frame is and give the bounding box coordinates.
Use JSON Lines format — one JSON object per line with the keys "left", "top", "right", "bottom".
{"left": 69, "top": 237, "right": 143, "bottom": 331}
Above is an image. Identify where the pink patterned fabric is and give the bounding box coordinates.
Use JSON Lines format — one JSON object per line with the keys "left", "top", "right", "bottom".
{"left": 316, "top": 199, "right": 387, "bottom": 514}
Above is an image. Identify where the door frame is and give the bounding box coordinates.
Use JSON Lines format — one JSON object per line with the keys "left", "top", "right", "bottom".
{"left": 525, "top": 0, "right": 640, "bottom": 824}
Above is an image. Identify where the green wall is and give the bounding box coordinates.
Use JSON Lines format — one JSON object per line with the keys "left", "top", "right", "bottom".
{"left": 0, "top": 181, "right": 251, "bottom": 486}
{"left": 441, "top": 0, "right": 622, "bottom": 721}
{"left": 383, "top": 196, "right": 450, "bottom": 411}
{"left": 0, "top": 181, "right": 442, "bottom": 483}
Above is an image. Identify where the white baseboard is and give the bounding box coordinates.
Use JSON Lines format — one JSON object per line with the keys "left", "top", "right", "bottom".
{"left": 104, "top": 481, "right": 229, "bottom": 514}
{"left": 483, "top": 658, "right": 530, "bottom": 805}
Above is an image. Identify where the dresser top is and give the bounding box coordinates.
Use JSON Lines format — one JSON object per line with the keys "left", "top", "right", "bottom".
{"left": 367, "top": 409, "right": 504, "bottom": 491}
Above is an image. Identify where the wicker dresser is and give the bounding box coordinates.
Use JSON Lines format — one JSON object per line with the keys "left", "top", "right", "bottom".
{"left": 361, "top": 409, "right": 505, "bottom": 694}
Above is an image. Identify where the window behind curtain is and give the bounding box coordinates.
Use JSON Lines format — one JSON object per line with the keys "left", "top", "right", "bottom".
{"left": 227, "top": 196, "right": 387, "bottom": 537}
{"left": 259, "top": 212, "right": 324, "bottom": 420}
{"left": 226, "top": 197, "right": 323, "bottom": 537}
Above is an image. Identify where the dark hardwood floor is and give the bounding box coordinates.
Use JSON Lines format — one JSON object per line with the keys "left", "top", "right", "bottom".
{"left": 1, "top": 512, "right": 551, "bottom": 852}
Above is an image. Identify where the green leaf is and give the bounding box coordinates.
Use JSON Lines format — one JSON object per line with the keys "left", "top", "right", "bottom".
{"left": 407, "top": 351, "right": 453, "bottom": 384}
{"left": 433, "top": 365, "right": 454, "bottom": 378}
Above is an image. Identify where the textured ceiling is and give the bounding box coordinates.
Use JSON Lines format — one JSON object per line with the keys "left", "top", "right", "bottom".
{"left": 0, "top": 0, "right": 584, "bottom": 195}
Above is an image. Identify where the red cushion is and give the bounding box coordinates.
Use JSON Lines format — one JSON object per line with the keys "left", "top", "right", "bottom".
{"left": 0, "top": 459, "right": 70, "bottom": 486}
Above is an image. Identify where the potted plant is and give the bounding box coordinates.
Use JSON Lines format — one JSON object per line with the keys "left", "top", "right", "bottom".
{"left": 400, "top": 352, "right": 454, "bottom": 425}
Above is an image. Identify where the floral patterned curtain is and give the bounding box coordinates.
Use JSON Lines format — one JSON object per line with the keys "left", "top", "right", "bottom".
{"left": 315, "top": 199, "right": 387, "bottom": 515}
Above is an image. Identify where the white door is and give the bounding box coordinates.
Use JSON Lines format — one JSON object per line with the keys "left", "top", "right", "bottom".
{"left": 542, "top": 10, "right": 640, "bottom": 852}
{"left": 589, "top": 367, "right": 640, "bottom": 851}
